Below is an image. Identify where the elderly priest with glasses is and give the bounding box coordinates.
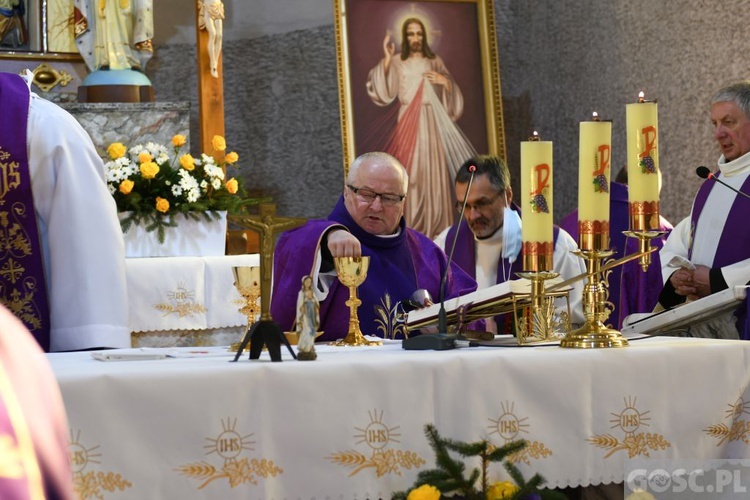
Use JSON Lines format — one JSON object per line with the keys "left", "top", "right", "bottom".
{"left": 271, "top": 152, "right": 477, "bottom": 342}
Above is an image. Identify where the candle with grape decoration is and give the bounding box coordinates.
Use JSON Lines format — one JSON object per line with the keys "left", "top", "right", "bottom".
{"left": 521, "top": 131, "right": 554, "bottom": 271}
{"left": 578, "top": 112, "right": 612, "bottom": 251}
{"left": 626, "top": 91, "right": 660, "bottom": 231}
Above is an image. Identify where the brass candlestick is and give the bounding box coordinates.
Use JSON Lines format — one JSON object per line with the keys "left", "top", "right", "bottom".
{"left": 623, "top": 230, "right": 667, "bottom": 271}
{"left": 330, "top": 256, "right": 382, "bottom": 347}
{"left": 560, "top": 249, "right": 628, "bottom": 348}
{"left": 513, "top": 271, "right": 571, "bottom": 344}
{"left": 230, "top": 266, "right": 261, "bottom": 352}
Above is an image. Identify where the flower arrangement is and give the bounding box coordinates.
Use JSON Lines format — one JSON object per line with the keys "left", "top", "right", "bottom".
{"left": 393, "top": 424, "right": 565, "bottom": 500}
{"left": 104, "top": 134, "right": 260, "bottom": 243}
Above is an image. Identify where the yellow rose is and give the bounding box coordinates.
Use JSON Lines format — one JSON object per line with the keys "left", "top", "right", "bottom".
{"left": 140, "top": 161, "right": 160, "bottom": 179}
{"left": 487, "top": 481, "right": 518, "bottom": 500}
{"left": 155, "top": 197, "right": 170, "bottom": 213}
{"left": 179, "top": 154, "right": 195, "bottom": 171}
{"left": 107, "top": 142, "right": 126, "bottom": 160}
{"left": 407, "top": 484, "right": 441, "bottom": 500}
{"left": 225, "top": 151, "right": 239, "bottom": 164}
{"left": 119, "top": 179, "right": 134, "bottom": 195}
{"left": 172, "top": 134, "right": 187, "bottom": 147}
{"left": 211, "top": 135, "right": 227, "bottom": 152}
{"left": 138, "top": 151, "right": 153, "bottom": 164}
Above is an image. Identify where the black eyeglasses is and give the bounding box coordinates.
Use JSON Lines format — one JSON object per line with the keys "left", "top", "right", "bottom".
{"left": 454, "top": 192, "right": 503, "bottom": 213}
{"left": 347, "top": 185, "right": 405, "bottom": 206}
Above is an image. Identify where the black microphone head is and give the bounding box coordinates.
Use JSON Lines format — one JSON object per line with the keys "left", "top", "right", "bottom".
{"left": 696, "top": 166, "right": 711, "bottom": 179}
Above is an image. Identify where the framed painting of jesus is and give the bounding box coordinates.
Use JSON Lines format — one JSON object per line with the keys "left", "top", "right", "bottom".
{"left": 333, "top": 0, "right": 505, "bottom": 239}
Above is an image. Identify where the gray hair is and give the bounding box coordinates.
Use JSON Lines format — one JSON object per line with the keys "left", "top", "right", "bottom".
{"left": 347, "top": 152, "right": 408, "bottom": 193}
{"left": 711, "top": 81, "right": 750, "bottom": 120}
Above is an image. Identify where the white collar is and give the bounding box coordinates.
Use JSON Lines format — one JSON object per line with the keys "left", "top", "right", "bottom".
{"left": 718, "top": 150, "right": 750, "bottom": 177}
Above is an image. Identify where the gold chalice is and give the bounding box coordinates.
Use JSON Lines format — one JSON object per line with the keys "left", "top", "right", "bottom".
{"left": 331, "top": 256, "right": 381, "bottom": 346}
{"left": 230, "top": 266, "right": 261, "bottom": 352}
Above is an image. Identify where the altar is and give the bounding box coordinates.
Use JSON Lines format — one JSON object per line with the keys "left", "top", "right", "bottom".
{"left": 48, "top": 336, "right": 750, "bottom": 499}
{"left": 125, "top": 254, "right": 259, "bottom": 347}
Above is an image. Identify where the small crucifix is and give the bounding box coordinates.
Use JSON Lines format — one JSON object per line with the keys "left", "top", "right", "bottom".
{"left": 229, "top": 203, "right": 306, "bottom": 361}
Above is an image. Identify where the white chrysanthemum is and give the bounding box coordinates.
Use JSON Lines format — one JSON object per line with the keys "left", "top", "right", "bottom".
{"left": 211, "top": 178, "right": 222, "bottom": 190}
{"left": 107, "top": 184, "right": 116, "bottom": 195}
{"left": 144, "top": 142, "right": 168, "bottom": 158}
{"left": 171, "top": 185, "right": 183, "bottom": 197}
{"left": 200, "top": 180, "right": 208, "bottom": 190}
{"left": 178, "top": 169, "right": 200, "bottom": 192}
{"left": 204, "top": 163, "right": 225, "bottom": 180}
{"left": 186, "top": 187, "right": 200, "bottom": 203}
{"left": 128, "top": 144, "right": 145, "bottom": 156}
{"left": 156, "top": 153, "right": 170, "bottom": 165}
{"left": 201, "top": 153, "right": 215, "bottom": 165}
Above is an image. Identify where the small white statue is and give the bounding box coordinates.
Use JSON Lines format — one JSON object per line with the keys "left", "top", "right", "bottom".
{"left": 296, "top": 275, "right": 319, "bottom": 360}
{"left": 198, "top": 0, "right": 225, "bottom": 78}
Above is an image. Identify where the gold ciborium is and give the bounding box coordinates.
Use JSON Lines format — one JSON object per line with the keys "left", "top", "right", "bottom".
{"left": 230, "top": 266, "right": 261, "bottom": 352}
{"left": 331, "top": 256, "right": 382, "bottom": 346}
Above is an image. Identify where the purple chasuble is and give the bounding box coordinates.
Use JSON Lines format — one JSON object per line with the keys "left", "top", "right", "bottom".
{"left": 271, "top": 196, "right": 477, "bottom": 342}
{"left": 688, "top": 171, "right": 750, "bottom": 339}
{"left": 444, "top": 205, "right": 559, "bottom": 334}
{"left": 0, "top": 73, "right": 50, "bottom": 350}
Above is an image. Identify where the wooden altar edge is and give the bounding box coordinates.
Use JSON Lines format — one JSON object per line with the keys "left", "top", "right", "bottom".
{"left": 621, "top": 286, "right": 748, "bottom": 337}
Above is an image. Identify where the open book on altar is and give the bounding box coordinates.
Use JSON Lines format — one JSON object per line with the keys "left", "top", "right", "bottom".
{"left": 621, "top": 286, "right": 748, "bottom": 337}
{"left": 405, "top": 277, "right": 572, "bottom": 329}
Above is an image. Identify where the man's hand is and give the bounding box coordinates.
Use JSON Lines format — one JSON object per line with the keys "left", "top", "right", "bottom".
{"left": 327, "top": 230, "right": 362, "bottom": 258}
{"left": 688, "top": 265, "right": 712, "bottom": 301}
{"left": 669, "top": 267, "right": 696, "bottom": 298}
{"left": 383, "top": 31, "right": 394, "bottom": 72}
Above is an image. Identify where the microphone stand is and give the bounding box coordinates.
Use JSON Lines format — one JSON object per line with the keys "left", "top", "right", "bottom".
{"left": 402, "top": 167, "right": 476, "bottom": 351}
{"left": 437, "top": 167, "right": 477, "bottom": 335}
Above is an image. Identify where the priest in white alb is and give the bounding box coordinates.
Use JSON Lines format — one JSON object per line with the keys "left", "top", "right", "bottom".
{"left": 0, "top": 71, "right": 129, "bottom": 351}
{"left": 658, "top": 81, "right": 750, "bottom": 339}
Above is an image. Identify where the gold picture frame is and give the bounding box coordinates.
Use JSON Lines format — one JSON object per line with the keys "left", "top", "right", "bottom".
{"left": 0, "top": 0, "right": 82, "bottom": 58}
{"left": 333, "top": 0, "right": 506, "bottom": 237}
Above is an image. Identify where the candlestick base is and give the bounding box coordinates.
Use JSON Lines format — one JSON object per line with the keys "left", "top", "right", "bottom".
{"left": 560, "top": 321, "right": 629, "bottom": 349}
{"left": 560, "top": 249, "right": 628, "bottom": 349}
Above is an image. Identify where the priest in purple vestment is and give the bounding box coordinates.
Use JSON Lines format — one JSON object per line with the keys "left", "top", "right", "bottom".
{"left": 560, "top": 168, "right": 672, "bottom": 329}
{"left": 658, "top": 81, "right": 750, "bottom": 339}
{"left": 435, "top": 155, "right": 586, "bottom": 333}
{"left": 271, "top": 152, "right": 477, "bottom": 342}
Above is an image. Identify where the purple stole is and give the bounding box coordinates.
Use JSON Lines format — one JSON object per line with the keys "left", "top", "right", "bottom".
{"left": 445, "top": 210, "right": 559, "bottom": 334}
{"left": 0, "top": 74, "right": 50, "bottom": 351}
{"left": 689, "top": 171, "right": 750, "bottom": 339}
{"left": 271, "top": 196, "right": 477, "bottom": 341}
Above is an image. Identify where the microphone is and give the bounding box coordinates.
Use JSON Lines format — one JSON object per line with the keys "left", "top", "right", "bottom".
{"left": 696, "top": 166, "right": 750, "bottom": 200}
{"left": 403, "top": 164, "right": 477, "bottom": 350}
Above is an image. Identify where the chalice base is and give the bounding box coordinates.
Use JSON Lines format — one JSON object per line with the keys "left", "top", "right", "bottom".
{"left": 560, "top": 321, "right": 629, "bottom": 349}
{"left": 330, "top": 326, "right": 382, "bottom": 347}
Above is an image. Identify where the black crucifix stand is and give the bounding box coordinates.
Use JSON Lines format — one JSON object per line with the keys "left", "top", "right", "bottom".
{"left": 230, "top": 204, "right": 306, "bottom": 362}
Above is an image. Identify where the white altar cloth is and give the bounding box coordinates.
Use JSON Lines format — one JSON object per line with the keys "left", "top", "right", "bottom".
{"left": 48, "top": 337, "right": 750, "bottom": 499}
{"left": 125, "top": 254, "right": 259, "bottom": 338}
